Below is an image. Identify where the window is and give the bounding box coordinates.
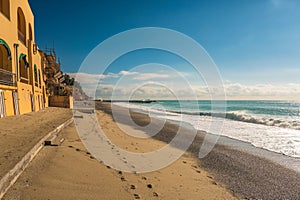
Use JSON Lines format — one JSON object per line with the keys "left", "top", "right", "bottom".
{"left": 29, "top": 24, "right": 33, "bottom": 41}
{"left": 38, "top": 69, "right": 41, "bottom": 88}
{"left": 19, "top": 54, "right": 29, "bottom": 83}
{"left": 34, "top": 64, "right": 38, "bottom": 86}
{"left": 17, "top": 8, "right": 26, "bottom": 45}
{"left": 0, "top": 0, "right": 10, "bottom": 20}
{"left": 0, "top": 39, "right": 12, "bottom": 71}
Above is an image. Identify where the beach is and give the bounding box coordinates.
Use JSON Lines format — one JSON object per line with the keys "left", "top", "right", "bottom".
{"left": 2, "top": 102, "right": 300, "bottom": 199}
{"left": 3, "top": 104, "right": 237, "bottom": 200}
{"left": 0, "top": 107, "right": 72, "bottom": 180}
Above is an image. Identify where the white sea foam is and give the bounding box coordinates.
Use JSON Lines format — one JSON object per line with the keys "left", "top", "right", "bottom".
{"left": 114, "top": 102, "right": 300, "bottom": 158}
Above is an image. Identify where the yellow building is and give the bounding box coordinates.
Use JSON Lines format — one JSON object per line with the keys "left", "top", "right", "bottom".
{"left": 0, "top": 0, "right": 47, "bottom": 118}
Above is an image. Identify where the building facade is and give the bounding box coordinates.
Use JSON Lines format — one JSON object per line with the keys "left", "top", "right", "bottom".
{"left": 0, "top": 0, "right": 47, "bottom": 117}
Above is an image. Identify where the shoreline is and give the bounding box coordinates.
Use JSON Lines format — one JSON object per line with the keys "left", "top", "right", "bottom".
{"left": 113, "top": 101, "right": 300, "bottom": 172}
{"left": 3, "top": 102, "right": 300, "bottom": 199}
{"left": 98, "top": 102, "right": 300, "bottom": 199}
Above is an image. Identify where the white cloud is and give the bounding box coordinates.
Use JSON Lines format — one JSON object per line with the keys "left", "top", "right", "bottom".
{"left": 224, "top": 83, "right": 300, "bottom": 100}
{"left": 69, "top": 72, "right": 106, "bottom": 85}
{"left": 119, "top": 70, "right": 139, "bottom": 76}
{"left": 68, "top": 72, "right": 300, "bottom": 100}
{"left": 133, "top": 73, "right": 172, "bottom": 80}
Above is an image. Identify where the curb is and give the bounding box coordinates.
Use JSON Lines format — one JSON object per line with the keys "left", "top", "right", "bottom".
{"left": 0, "top": 118, "right": 74, "bottom": 199}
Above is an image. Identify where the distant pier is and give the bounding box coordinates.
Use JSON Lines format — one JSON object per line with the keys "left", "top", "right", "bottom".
{"left": 97, "top": 100, "right": 157, "bottom": 104}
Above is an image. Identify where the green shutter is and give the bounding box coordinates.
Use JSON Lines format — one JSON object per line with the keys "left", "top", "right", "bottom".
{"left": 0, "top": 39, "right": 12, "bottom": 59}
{"left": 19, "top": 53, "right": 29, "bottom": 68}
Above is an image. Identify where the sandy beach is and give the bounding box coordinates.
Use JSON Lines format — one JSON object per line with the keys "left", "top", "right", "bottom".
{"left": 0, "top": 107, "right": 72, "bottom": 180}
{"left": 2, "top": 102, "right": 300, "bottom": 199}
{"left": 3, "top": 103, "right": 237, "bottom": 200}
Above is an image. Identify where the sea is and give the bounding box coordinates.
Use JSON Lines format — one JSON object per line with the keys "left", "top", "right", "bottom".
{"left": 114, "top": 100, "right": 300, "bottom": 158}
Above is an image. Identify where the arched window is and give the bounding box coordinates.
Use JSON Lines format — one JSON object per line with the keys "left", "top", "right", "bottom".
{"left": 29, "top": 24, "right": 33, "bottom": 41}
{"left": 19, "top": 54, "right": 29, "bottom": 83}
{"left": 34, "top": 64, "right": 38, "bottom": 86}
{"left": 17, "top": 8, "right": 26, "bottom": 45}
{"left": 38, "top": 69, "right": 41, "bottom": 88}
{"left": 0, "top": 39, "right": 12, "bottom": 72}
{"left": 0, "top": 0, "right": 10, "bottom": 20}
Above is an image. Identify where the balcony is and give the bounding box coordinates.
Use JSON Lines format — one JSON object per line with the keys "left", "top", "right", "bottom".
{"left": 18, "top": 30, "right": 26, "bottom": 46}
{"left": 0, "top": 68, "right": 16, "bottom": 86}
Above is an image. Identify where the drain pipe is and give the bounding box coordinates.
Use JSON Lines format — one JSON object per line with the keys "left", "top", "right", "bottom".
{"left": 14, "top": 43, "right": 19, "bottom": 82}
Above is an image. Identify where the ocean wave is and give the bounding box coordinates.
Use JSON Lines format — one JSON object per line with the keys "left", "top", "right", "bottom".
{"left": 114, "top": 102, "right": 300, "bottom": 158}
{"left": 166, "top": 110, "right": 300, "bottom": 130}
{"left": 114, "top": 102, "right": 300, "bottom": 130}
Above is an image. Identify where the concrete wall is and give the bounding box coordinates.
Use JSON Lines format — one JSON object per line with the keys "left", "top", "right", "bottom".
{"left": 49, "top": 96, "right": 73, "bottom": 109}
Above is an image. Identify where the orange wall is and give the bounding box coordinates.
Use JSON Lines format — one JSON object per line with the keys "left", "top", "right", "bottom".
{"left": 3, "top": 90, "right": 14, "bottom": 116}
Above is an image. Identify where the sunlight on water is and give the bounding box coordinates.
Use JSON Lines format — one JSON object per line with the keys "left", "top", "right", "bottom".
{"left": 115, "top": 101, "right": 300, "bottom": 158}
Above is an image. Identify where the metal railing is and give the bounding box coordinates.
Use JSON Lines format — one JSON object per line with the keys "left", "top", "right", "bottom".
{"left": 0, "top": 68, "right": 16, "bottom": 86}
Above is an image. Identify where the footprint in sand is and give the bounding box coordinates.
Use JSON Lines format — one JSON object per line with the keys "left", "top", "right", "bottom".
{"left": 153, "top": 192, "right": 159, "bottom": 197}
{"left": 130, "top": 185, "right": 136, "bottom": 190}
{"left": 141, "top": 176, "right": 147, "bottom": 180}
{"left": 133, "top": 194, "right": 140, "bottom": 199}
{"left": 120, "top": 176, "right": 126, "bottom": 181}
{"left": 147, "top": 184, "right": 152, "bottom": 189}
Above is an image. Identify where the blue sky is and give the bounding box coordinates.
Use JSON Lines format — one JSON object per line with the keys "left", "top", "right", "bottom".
{"left": 29, "top": 0, "right": 300, "bottom": 100}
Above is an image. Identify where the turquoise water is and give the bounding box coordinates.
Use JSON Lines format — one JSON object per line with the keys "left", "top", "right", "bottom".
{"left": 115, "top": 100, "right": 300, "bottom": 157}
{"left": 133, "top": 100, "right": 300, "bottom": 130}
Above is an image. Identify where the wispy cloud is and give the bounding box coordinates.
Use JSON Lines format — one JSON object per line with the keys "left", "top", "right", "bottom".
{"left": 69, "top": 71, "right": 300, "bottom": 100}
{"left": 133, "top": 73, "right": 172, "bottom": 80}
{"left": 119, "top": 71, "right": 139, "bottom": 76}
{"left": 68, "top": 72, "right": 106, "bottom": 85}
